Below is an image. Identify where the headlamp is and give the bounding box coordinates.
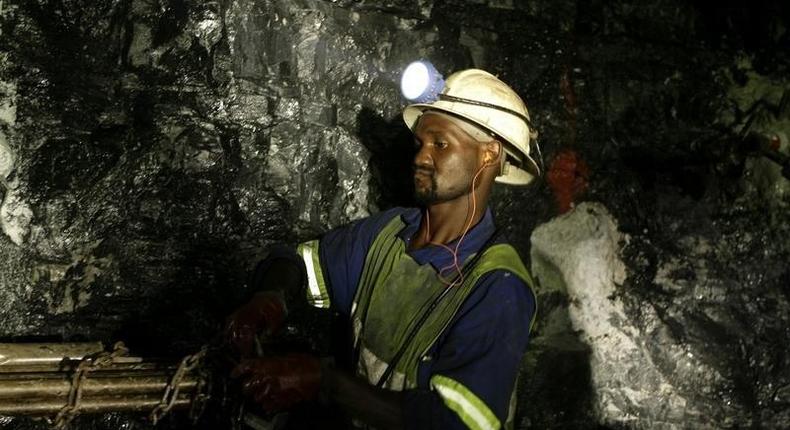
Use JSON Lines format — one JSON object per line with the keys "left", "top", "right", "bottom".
{"left": 400, "top": 61, "right": 445, "bottom": 103}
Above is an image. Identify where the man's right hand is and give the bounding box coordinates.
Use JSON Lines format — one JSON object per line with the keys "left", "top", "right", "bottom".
{"left": 231, "top": 353, "right": 321, "bottom": 412}
{"left": 226, "top": 291, "right": 287, "bottom": 357}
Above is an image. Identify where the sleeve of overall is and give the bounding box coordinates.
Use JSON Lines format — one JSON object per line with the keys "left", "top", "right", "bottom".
{"left": 401, "top": 272, "right": 535, "bottom": 430}
{"left": 297, "top": 208, "right": 404, "bottom": 315}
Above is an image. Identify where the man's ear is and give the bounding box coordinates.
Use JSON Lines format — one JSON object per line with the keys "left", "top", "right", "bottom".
{"left": 483, "top": 140, "right": 503, "bottom": 166}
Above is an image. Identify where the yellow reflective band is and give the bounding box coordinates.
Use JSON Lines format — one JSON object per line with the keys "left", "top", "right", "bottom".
{"left": 430, "top": 375, "right": 501, "bottom": 430}
{"left": 297, "top": 240, "right": 330, "bottom": 309}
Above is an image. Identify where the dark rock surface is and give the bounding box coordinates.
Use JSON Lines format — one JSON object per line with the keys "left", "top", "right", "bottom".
{"left": 0, "top": 0, "right": 788, "bottom": 428}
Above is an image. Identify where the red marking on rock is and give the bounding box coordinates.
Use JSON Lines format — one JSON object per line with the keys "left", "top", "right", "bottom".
{"left": 546, "top": 149, "right": 590, "bottom": 214}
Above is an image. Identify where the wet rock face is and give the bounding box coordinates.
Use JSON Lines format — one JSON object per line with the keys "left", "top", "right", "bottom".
{"left": 529, "top": 203, "right": 790, "bottom": 427}
{"left": 0, "top": 0, "right": 425, "bottom": 343}
{"left": 0, "top": 0, "right": 789, "bottom": 429}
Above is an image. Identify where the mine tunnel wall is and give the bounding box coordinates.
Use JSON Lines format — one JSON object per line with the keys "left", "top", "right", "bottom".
{"left": 1, "top": 0, "right": 789, "bottom": 428}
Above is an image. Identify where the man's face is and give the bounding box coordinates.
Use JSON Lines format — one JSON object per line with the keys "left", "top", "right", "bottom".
{"left": 412, "top": 112, "right": 483, "bottom": 205}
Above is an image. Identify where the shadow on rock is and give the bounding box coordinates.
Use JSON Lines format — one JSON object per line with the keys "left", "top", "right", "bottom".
{"left": 516, "top": 289, "right": 598, "bottom": 429}
{"left": 356, "top": 107, "right": 417, "bottom": 210}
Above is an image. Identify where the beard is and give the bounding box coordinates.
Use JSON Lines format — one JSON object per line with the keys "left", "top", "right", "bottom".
{"left": 414, "top": 169, "right": 439, "bottom": 205}
{"left": 414, "top": 168, "right": 470, "bottom": 205}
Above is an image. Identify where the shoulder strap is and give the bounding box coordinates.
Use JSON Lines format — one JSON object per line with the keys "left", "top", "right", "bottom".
{"left": 472, "top": 243, "right": 538, "bottom": 331}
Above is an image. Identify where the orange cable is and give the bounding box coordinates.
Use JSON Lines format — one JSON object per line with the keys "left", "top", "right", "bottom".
{"left": 424, "top": 162, "right": 489, "bottom": 287}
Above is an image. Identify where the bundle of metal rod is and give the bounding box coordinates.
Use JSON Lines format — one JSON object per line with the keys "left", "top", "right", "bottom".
{"left": 0, "top": 342, "right": 209, "bottom": 425}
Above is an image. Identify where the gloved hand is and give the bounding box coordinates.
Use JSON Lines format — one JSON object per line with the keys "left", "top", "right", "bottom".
{"left": 231, "top": 353, "right": 321, "bottom": 412}
{"left": 226, "top": 292, "right": 287, "bottom": 357}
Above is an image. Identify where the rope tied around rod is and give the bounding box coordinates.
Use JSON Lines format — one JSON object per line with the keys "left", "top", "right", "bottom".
{"left": 34, "top": 342, "right": 209, "bottom": 428}
{"left": 52, "top": 341, "right": 130, "bottom": 429}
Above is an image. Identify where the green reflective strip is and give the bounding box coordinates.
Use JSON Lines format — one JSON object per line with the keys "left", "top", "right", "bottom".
{"left": 430, "top": 375, "right": 501, "bottom": 430}
{"left": 297, "top": 240, "right": 330, "bottom": 309}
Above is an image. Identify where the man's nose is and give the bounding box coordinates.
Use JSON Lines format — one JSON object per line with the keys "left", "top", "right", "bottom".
{"left": 413, "top": 145, "right": 433, "bottom": 169}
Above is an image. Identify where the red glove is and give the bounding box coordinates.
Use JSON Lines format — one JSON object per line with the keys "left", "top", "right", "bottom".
{"left": 231, "top": 354, "right": 321, "bottom": 412}
{"left": 226, "top": 292, "right": 287, "bottom": 357}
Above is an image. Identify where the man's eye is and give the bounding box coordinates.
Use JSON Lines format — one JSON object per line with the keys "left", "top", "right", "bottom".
{"left": 436, "top": 141, "right": 448, "bottom": 149}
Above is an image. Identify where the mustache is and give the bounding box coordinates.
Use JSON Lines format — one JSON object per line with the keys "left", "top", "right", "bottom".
{"left": 413, "top": 166, "right": 435, "bottom": 176}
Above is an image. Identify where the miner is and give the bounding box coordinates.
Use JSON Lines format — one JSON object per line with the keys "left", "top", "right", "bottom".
{"left": 227, "top": 66, "right": 540, "bottom": 430}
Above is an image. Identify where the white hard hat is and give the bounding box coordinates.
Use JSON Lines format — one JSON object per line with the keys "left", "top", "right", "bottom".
{"left": 403, "top": 69, "right": 540, "bottom": 185}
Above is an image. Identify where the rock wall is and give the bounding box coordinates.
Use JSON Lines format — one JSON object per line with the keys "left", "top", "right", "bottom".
{"left": 1, "top": 0, "right": 788, "bottom": 428}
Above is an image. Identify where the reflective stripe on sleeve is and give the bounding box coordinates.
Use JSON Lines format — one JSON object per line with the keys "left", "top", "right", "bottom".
{"left": 297, "top": 240, "right": 330, "bottom": 309}
{"left": 430, "top": 374, "right": 501, "bottom": 430}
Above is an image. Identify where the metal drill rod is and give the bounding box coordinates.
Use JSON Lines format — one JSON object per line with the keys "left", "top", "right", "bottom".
{"left": 0, "top": 361, "right": 179, "bottom": 374}
{"left": 0, "top": 342, "right": 211, "bottom": 424}
{"left": 0, "top": 343, "right": 106, "bottom": 367}
{"left": 0, "top": 393, "right": 193, "bottom": 415}
{"left": 0, "top": 368, "right": 180, "bottom": 380}
{"left": 0, "top": 375, "right": 199, "bottom": 399}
